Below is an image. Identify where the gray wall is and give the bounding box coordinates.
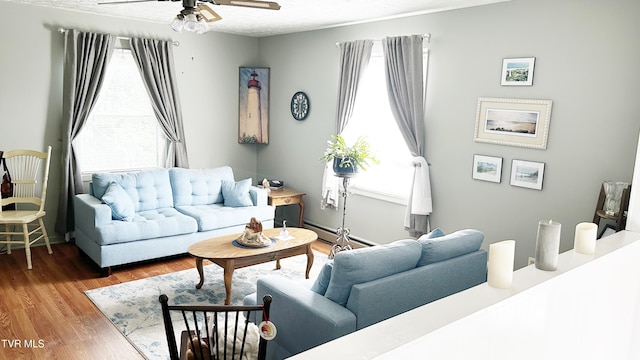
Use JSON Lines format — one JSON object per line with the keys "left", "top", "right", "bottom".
{"left": 256, "top": 0, "right": 640, "bottom": 268}
{"left": 1, "top": 0, "right": 638, "bottom": 269}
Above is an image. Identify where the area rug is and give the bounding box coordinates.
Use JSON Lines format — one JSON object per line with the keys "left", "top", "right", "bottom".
{"left": 85, "top": 253, "right": 327, "bottom": 360}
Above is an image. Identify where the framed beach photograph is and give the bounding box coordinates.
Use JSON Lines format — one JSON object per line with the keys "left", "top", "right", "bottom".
{"left": 510, "top": 159, "right": 545, "bottom": 190}
{"left": 501, "top": 57, "right": 535, "bottom": 86}
{"left": 474, "top": 97, "right": 553, "bottom": 150}
{"left": 472, "top": 155, "right": 503, "bottom": 183}
{"left": 238, "top": 67, "right": 270, "bottom": 144}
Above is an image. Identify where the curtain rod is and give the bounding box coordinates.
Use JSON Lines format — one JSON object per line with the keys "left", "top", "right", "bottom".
{"left": 57, "top": 27, "right": 180, "bottom": 47}
{"left": 335, "top": 33, "right": 431, "bottom": 48}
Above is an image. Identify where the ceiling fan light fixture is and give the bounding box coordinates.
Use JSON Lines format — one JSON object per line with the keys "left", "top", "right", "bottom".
{"left": 195, "top": 17, "right": 208, "bottom": 34}
{"left": 183, "top": 13, "right": 199, "bottom": 32}
{"left": 171, "top": 14, "right": 185, "bottom": 32}
{"left": 169, "top": 0, "right": 279, "bottom": 34}
{"left": 171, "top": 9, "right": 209, "bottom": 34}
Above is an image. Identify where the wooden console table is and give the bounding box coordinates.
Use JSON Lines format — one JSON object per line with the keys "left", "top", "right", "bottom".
{"left": 268, "top": 188, "right": 306, "bottom": 227}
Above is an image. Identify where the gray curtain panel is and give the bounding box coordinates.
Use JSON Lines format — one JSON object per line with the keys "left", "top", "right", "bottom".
{"left": 321, "top": 39, "right": 373, "bottom": 210}
{"left": 55, "top": 30, "right": 116, "bottom": 237}
{"left": 382, "top": 35, "right": 433, "bottom": 237}
{"left": 130, "top": 38, "right": 189, "bottom": 168}
{"left": 334, "top": 40, "right": 374, "bottom": 134}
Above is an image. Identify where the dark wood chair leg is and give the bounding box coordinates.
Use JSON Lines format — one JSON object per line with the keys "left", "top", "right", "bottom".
{"left": 100, "top": 266, "right": 112, "bottom": 277}
{"left": 593, "top": 184, "right": 606, "bottom": 224}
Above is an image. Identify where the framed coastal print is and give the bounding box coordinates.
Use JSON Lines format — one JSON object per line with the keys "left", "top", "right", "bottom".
{"left": 510, "top": 159, "right": 545, "bottom": 190}
{"left": 501, "top": 57, "right": 535, "bottom": 86}
{"left": 474, "top": 97, "right": 553, "bottom": 150}
{"left": 472, "top": 155, "right": 503, "bottom": 183}
{"left": 238, "top": 67, "right": 270, "bottom": 144}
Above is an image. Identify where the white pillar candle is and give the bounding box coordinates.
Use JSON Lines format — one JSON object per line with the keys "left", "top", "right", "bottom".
{"left": 535, "top": 220, "right": 561, "bottom": 271}
{"left": 574, "top": 222, "right": 597, "bottom": 254}
{"left": 488, "top": 240, "right": 516, "bottom": 289}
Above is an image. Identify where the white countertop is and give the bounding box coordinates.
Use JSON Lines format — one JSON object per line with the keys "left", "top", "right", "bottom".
{"left": 290, "top": 230, "right": 640, "bottom": 359}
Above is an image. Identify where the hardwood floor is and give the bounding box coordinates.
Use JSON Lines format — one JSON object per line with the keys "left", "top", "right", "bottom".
{"left": 0, "top": 240, "right": 331, "bottom": 359}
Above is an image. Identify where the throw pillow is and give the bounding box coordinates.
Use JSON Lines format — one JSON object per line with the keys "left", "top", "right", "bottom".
{"left": 221, "top": 179, "right": 253, "bottom": 207}
{"left": 101, "top": 182, "right": 135, "bottom": 221}
{"left": 310, "top": 261, "right": 333, "bottom": 296}
{"left": 418, "top": 227, "right": 445, "bottom": 240}
{"left": 416, "top": 229, "right": 484, "bottom": 266}
{"left": 324, "top": 240, "right": 422, "bottom": 307}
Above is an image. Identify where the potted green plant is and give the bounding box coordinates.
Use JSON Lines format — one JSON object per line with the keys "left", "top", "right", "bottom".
{"left": 320, "top": 134, "right": 379, "bottom": 176}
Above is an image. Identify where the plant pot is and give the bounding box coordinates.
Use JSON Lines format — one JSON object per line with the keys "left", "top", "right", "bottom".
{"left": 333, "top": 157, "right": 359, "bottom": 177}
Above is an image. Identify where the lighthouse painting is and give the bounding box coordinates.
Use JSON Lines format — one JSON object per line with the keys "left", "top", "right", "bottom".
{"left": 238, "top": 67, "right": 270, "bottom": 144}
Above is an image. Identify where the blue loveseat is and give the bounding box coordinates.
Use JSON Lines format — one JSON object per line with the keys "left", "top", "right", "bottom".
{"left": 74, "top": 166, "right": 274, "bottom": 275}
{"left": 244, "top": 229, "right": 487, "bottom": 359}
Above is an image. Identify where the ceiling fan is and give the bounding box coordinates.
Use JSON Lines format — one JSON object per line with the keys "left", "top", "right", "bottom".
{"left": 99, "top": 0, "right": 281, "bottom": 34}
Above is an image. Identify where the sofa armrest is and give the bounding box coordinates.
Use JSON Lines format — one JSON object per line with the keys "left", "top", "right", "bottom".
{"left": 74, "top": 193, "right": 114, "bottom": 233}
{"left": 347, "top": 250, "right": 487, "bottom": 329}
{"left": 249, "top": 186, "right": 268, "bottom": 206}
{"left": 256, "top": 275, "right": 357, "bottom": 356}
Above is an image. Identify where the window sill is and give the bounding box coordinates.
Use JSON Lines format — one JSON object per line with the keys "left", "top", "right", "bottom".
{"left": 351, "top": 186, "right": 408, "bottom": 206}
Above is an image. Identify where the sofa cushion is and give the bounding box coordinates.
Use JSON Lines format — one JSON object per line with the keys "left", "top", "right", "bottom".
{"left": 324, "top": 240, "right": 421, "bottom": 307}
{"left": 170, "top": 167, "right": 234, "bottom": 206}
{"left": 94, "top": 207, "right": 198, "bottom": 245}
{"left": 310, "top": 261, "right": 334, "bottom": 296}
{"left": 222, "top": 179, "right": 253, "bottom": 207}
{"left": 416, "top": 229, "right": 484, "bottom": 266}
{"left": 175, "top": 203, "right": 275, "bottom": 232}
{"left": 101, "top": 182, "right": 135, "bottom": 221}
{"left": 92, "top": 168, "right": 174, "bottom": 211}
{"left": 419, "top": 227, "right": 445, "bottom": 239}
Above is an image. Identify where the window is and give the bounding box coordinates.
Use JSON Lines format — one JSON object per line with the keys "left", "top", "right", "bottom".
{"left": 74, "top": 48, "right": 168, "bottom": 177}
{"left": 342, "top": 44, "right": 427, "bottom": 204}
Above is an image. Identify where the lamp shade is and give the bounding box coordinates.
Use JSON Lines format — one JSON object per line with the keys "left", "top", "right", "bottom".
{"left": 183, "top": 13, "right": 199, "bottom": 32}
{"left": 171, "top": 9, "right": 208, "bottom": 34}
{"left": 171, "top": 15, "right": 184, "bottom": 32}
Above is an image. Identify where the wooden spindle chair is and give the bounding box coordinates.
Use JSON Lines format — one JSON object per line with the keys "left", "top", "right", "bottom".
{"left": 0, "top": 146, "right": 53, "bottom": 269}
{"left": 159, "top": 294, "right": 273, "bottom": 360}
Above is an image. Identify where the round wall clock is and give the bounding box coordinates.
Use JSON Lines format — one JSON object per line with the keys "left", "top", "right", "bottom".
{"left": 290, "top": 91, "right": 310, "bottom": 121}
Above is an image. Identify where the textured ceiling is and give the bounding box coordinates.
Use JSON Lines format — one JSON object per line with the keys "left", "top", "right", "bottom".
{"left": 4, "top": 0, "right": 509, "bottom": 37}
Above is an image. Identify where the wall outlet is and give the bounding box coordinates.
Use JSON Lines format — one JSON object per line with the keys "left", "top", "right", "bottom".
{"left": 528, "top": 257, "right": 536, "bottom": 266}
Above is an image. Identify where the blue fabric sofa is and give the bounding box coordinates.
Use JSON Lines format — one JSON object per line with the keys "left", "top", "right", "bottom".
{"left": 74, "top": 166, "right": 275, "bottom": 275}
{"left": 244, "top": 229, "right": 487, "bottom": 359}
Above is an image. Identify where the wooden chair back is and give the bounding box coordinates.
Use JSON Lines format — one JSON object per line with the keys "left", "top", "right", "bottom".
{"left": 593, "top": 183, "right": 632, "bottom": 232}
{"left": 1, "top": 146, "right": 52, "bottom": 213}
{"left": 159, "top": 294, "right": 272, "bottom": 360}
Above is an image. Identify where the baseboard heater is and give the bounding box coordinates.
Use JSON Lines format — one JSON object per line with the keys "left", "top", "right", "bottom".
{"left": 301, "top": 221, "right": 373, "bottom": 249}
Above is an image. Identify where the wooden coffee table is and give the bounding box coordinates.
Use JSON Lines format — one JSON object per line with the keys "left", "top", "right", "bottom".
{"left": 188, "top": 227, "right": 318, "bottom": 305}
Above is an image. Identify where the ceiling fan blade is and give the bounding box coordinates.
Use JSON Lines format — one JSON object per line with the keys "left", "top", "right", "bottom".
{"left": 196, "top": 3, "right": 222, "bottom": 22}
{"left": 211, "top": 0, "right": 280, "bottom": 10}
{"left": 98, "top": 0, "right": 179, "bottom": 4}
{"left": 98, "top": 0, "right": 152, "bottom": 4}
